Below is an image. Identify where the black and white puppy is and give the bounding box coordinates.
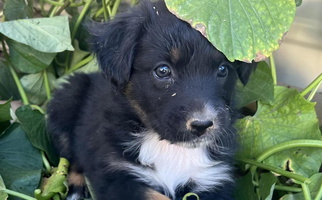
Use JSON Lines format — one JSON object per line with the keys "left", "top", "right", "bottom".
{"left": 47, "top": 0, "right": 256, "bottom": 199}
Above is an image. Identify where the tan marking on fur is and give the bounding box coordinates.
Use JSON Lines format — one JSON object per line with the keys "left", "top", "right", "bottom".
{"left": 170, "top": 48, "right": 180, "bottom": 63}
{"left": 146, "top": 189, "right": 171, "bottom": 200}
{"left": 123, "top": 82, "right": 151, "bottom": 128}
{"left": 68, "top": 171, "right": 85, "bottom": 187}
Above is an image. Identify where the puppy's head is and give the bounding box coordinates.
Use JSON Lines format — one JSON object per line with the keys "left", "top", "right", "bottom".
{"left": 89, "top": 0, "right": 256, "bottom": 148}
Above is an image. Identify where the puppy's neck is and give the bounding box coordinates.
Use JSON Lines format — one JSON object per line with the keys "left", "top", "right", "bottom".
{"left": 124, "top": 132, "right": 232, "bottom": 198}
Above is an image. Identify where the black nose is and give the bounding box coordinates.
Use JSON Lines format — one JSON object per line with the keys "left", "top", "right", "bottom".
{"left": 190, "top": 120, "right": 213, "bottom": 136}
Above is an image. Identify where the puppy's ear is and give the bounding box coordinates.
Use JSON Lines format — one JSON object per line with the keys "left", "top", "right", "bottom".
{"left": 234, "top": 61, "right": 257, "bottom": 85}
{"left": 87, "top": 8, "right": 145, "bottom": 87}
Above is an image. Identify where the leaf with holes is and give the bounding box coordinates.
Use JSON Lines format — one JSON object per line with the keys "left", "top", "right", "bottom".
{"left": 236, "top": 86, "right": 322, "bottom": 177}
{"left": 165, "top": 0, "right": 296, "bottom": 62}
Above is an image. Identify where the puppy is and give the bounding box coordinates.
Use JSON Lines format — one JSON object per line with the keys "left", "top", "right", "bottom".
{"left": 47, "top": 0, "right": 256, "bottom": 199}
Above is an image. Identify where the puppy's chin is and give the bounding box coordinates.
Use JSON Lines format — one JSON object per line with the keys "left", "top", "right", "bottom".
{"left": 170, "top": 131, "right": 218, "bottom": 149}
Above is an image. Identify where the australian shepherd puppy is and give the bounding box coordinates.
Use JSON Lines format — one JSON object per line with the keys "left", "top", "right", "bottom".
{"left": 47, "top": 0, "right": 256, "bottom": 199}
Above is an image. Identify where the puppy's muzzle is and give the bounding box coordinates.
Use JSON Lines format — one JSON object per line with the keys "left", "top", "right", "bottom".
{"left": 189, "top": 120, "right": 214, "bottom": 136}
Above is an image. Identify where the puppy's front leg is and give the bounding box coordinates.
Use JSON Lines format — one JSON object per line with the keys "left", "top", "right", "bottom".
{"left": 146, "top": 189, "right": 171, "bottom": 200}
{"left": 89, "top": 174, "right": 170, "bottom": 200}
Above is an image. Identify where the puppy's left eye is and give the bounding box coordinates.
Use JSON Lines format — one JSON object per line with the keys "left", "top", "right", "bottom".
{"left": 154, "top": 65, "right": 171, "bottom": 78}
{"left": 217, "top": 65, "right": 228, "bottom": 77}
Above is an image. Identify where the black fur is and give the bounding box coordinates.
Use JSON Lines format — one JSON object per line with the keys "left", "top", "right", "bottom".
{"left": 47, "top": 1, "right": 256, "bottom": 200}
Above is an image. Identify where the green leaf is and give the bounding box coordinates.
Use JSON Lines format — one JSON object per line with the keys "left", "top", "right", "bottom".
{"left": 35, "top": 158, "right": 69, "bottom": 199}
{"left": 0, "top": 99, "right": 12, "bottom": 122}
{"left": 0, "top": 175, "right": 9, "bottom": 200}
{"left": 234, "top": 171, "right": 257, "bottom": 200}
{"left": 0, "top": 16, "right": 74, "bottom": 53}
{"left": 16, "top": 105, "right": 59, "bottom": 165}
{"left": 281, "top": 173, "right": 322, "bottom": 200}
{"left": 3, "top": 0, "right": 33, "bottom": 21}
{"left": 0, "top": 123, "right": 42, "bottom": 199}
{"left": 7, "top": 39, "right": 56, "bottom": 74}
{"left": 69, "top": 40, "right": 90, "bottom": 68}
{"left": 235, "top": 61, "right": 274, "bottom": 108}
{"left": 236, "top": 86, "right": 322, "bottom": 177}
{"left": 165, "top": 0, "right": 296, "bottom": 62}
{"left": 258, "top": 173, "right": 277, "bottom": 200}
{"left": 0, "top": 61, "right": 20, "bottom": 100}
{"left": 20, "top": 72, "right": 56, "bottom": 105}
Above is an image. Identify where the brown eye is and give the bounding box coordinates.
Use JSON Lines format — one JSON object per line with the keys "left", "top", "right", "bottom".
{"left": 154, "top": 65, "right": 171, "bottom": 78}
{"left": 218, "top": 65, "right": 228, "bottom": 77}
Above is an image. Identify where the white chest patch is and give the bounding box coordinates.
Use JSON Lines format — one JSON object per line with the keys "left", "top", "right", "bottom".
{"left": 124, "top": 133, "right": 232, "bottom": 198}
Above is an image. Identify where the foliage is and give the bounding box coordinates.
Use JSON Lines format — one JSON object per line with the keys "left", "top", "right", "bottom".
{"left": 0, "top": 0, "right": 321, "bottom": 200}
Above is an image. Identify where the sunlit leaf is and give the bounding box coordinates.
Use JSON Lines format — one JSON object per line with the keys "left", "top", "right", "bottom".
{"left": 235, "top": 61, "right": 274, "bottom": 108}
{"left": 236, "top": 86, "right": 322, "bottom": 177}
{"left": 165, "top": 0, "right": 296, "bottom": 62}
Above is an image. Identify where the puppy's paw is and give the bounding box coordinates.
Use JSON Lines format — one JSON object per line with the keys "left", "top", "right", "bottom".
{"left": 66, "top": 171, "right": 90, "bottom": 200}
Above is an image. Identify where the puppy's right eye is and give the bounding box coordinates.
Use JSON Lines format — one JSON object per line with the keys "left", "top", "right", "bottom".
{"left": 154, "top": 65, "right": 171, "bottom": 78}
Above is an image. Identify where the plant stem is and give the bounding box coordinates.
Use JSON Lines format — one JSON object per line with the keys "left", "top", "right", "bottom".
{"left": 102, "top": 0, "right": 109, "bottom": 21}
{"left": 314, "top": 183, "right": 322, "bottom": 200}
{"left": 239, "top": 159, "right": 310, "bottom": 183}
{"left": 274, "top": 185, "right": 302, "bottom": 193}
{"left": 269, "top": 55, "right": 277, "bottom": 85}
{"left": 307, "top": 79, "right": 322, "bottom": 101}
{"left": 1, "top": 39, "right": 29, "bottom": 105}
{"left": 256, "top": 139, "right": 322, "bottom": 163}
{"left": 49, "top": 0, "right": 64, "bottom": 17}
{"left": 44, "top": 0, "right": 84, "bottom": 7}
{"left": 8, "top": 63, "right": 29, "bottom": 105}
{"left": 3, "top": 188, "right": 36, "bottom": 200}
{"left": 30, "top": 105, "right": 45, "bottom": 114}
{"left": 111, "top": 0, "right": 122, "bottom": 18}
{"left": 41, "top": 151, "right": 51, "bottom": 174}
{"left": 71, "top": 0, "right": 92, "bottom": 41}
{"left": 301, "top": 183, "right": 312, "bottom": 200}
{"left": 66, "top": 54, "right": 94, "bottom": 74}
{"left": 300, "top": 73, "right": 322, "bottom": 98}
{"left": 43, "top": 69, "right": 52, "bottom": 101}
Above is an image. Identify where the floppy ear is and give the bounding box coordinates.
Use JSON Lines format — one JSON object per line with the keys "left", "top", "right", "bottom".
{"left": 234, "top": 61, "right": 257, "bottom": 85}
{"left": 87, "top": 7, "right": 146, "bottom": 87}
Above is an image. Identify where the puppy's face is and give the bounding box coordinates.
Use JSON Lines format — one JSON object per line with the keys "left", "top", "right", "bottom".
{"left": 90, "top": 1, "right": 256, "bottom": 148}
{"left": 125, "top": 15, "right": 240, "bottom": 148}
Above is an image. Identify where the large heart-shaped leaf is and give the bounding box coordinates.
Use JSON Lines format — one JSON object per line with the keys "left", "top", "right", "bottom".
{"left": 165, "top": 0, "right": 296, "bottom": 62}
{"left": 0, "top": 123, "right": 42, "bottom": 199}
{"left": 236, "top": 86, "right": 322, "bottom": 177}
{"left": 0, "top": 16, "right": 74, "bottom": 53}
{"left": 7, "top": 39, "right": 56, "bottom": 74}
